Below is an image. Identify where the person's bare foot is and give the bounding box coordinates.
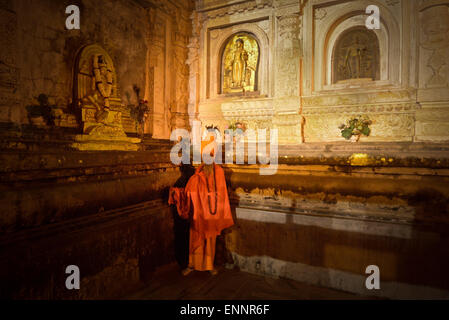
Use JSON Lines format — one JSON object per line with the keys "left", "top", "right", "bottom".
{"left": 209, "top": 269, "right": 218, "bottom": 276}
{"left": 182, "top": 267, "right": 193, "bottom": 276}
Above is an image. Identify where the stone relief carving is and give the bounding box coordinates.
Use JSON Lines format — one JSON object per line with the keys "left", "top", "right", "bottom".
{"left": 221, "top": 33, "right": 259, "bottom": 94}
{"left": 302, "top": 89, "right": 416, "bottom": 108}
{"left": 305, "top": 112, "right": 414, "bottom": 142}
{"left": 333, "top": 27, "right": 380, "bottom": 83}
{"left": 420, "top": 5, "right": 449, "bottom": 88}
{"left": 75, "top": 45, "right": 123, "bottom": 135}
{"left": 314, "top": 8, "right": 327, "bottom": 20}
{"left": 202, "top": 0, "right": 273, "bottom": 20}
{"left": 276, "top": 14, "right": 301, "bottom": 97}
{"left": 72, "top": 44, "right": 140, "bottom": 150}
{"left": 257, "top": 20, "right": 270, "bottom": 33}
{"left": 173, "top": 45, "right": 190, "bottom": 128}
{"left": 221, "top": 100, "right": 274, "bottom": 120}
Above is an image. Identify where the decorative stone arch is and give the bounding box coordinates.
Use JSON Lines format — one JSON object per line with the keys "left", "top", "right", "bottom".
{"left": 313, "top": 0, "right": 400, "bottom": 91}
{"left": 208, "top": 22, "right": 270, "bottom": 99}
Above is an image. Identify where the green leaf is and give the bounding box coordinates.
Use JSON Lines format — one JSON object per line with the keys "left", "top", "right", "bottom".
{"left": 341, "top": 128, "right": 353, "bottom": 140}
{"left": 361, "top": 126, "right": 371, "bottom": 136}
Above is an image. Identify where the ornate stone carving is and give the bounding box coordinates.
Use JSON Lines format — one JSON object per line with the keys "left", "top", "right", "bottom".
{"left": 420, "top": 5, "right": 449, "bottom": 88}
{"left": 302, "top": 103, "right": 418, "bottom": 115}
{"left": 273, "top": 114, "right": 302, "bottom": 144}
{"left": 72, "top": 45, "right": 140, "bottom": 151}
{"left": 202, "top": 0, "right": 273, "bottom": 20}
{"left": 221, "top": 99, "right": 274, "bottom": 120}
{"left": 333, "top": 27, "right": 380, "bottom": 83}
{"left": 302, "top": 89, "right": 417, "bottom": 108}
{"left": 314, "top": 8, "right": 327, "bottom": 20}
{"left": 305, "top": 113, "right": 415, "bottom": 142}
{"left": 221, "top": 33, "right": 259, "bottom": 94}
{"left": 276, "top": 14, "right": 301, "bottom": 98}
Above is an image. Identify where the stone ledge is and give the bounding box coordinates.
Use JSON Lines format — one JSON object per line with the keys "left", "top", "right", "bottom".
{"left": 0, "top": 199, "right": 166, "bottom": 248}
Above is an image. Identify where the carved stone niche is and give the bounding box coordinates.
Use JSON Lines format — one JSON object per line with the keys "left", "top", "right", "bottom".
{"left": 72, "top": 45, "right": 140, "bottom": 151}
{"left": 332, "top": 26, "right": 380, "bottom": 84}
{"left": 220, "top": 32, "right": 260, "bottom": 95}
{"left": 207, "top": 22, "right": 270, "bottom": 99}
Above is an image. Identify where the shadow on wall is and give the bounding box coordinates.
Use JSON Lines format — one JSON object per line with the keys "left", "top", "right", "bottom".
{"left": 170, "top": 164, "right": 195, "bottom": 269}
{"left": 26, "top": 94, "right": 57, "bottom": 126}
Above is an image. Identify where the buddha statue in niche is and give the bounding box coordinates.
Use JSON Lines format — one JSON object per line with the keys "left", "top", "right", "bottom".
{"left": 230, "top": 39, "right": 249, "bottom": 88}
{"left": 222, "top": 34, "right": 259, "bottom": 94}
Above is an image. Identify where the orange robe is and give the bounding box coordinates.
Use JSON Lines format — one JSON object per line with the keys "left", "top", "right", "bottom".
{"left": 169, "top": 164, "right": 234, "bottom": 271}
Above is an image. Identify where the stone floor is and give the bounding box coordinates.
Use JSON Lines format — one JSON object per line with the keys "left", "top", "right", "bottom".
{"left": 124, "top": 264, "right": 372, "bottom": 300}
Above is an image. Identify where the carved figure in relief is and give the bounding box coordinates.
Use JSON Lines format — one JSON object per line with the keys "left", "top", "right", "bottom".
{"left": 91, "top": 54, "right": 113, "bottom": 123}
{"left": 333, "top": 27, "right": 379, "bottom": 83}
{"left": 344, "top": 36, "right": 366, "bottom": 79}
{"left": 71, "top": 44, "right": 141, "bottom": 150}
{"left": 74, "top": 45, "right": 129, "bottom": 137}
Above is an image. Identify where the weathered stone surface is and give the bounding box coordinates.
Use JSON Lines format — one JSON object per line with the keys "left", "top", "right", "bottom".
{"left": 2, "top": 0, "right": 192, "bottom": 140}
{"left": 0, "top": 200, "right": 175, "bottom": 299}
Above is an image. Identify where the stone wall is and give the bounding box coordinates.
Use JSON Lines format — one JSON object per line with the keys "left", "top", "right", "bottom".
{"left": 192, "top": 0, "right": 303, "bottom": 144}
{"left": 193, "top": 0, "right": 449, "bottom": 144}
{"left": 223, "top": 143, "right": 449, "bottom": 299}
{"left": 0, "top": 200, "right": 175, "bottom": 299}
{"left": 0, "top": 0, "right": 195, "bottom": 299}
{"left": 0, "top": 138, "right": 182, "bottom": 298}
{"left": 0, "top": 0, "right": 193, "bottom": 138}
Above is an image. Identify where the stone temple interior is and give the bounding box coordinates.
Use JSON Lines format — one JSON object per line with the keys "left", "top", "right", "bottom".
{"left": 1, "top": 0, "right": 449, "bottom": 300}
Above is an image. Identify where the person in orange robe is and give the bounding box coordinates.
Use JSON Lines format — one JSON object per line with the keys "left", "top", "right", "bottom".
{"left": 169, "top": 131, "right": 234, "bottom": 275}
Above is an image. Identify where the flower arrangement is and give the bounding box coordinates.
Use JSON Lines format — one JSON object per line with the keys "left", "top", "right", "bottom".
{"left": 339, "top": 115, "right": 372, "bottom": 142}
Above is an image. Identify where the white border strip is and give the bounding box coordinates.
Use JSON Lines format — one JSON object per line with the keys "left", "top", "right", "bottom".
{"left": 235, "top": 207, "right": 418, "bottom": 239}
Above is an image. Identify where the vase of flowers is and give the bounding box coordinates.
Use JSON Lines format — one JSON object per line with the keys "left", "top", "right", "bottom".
{"left": 339, "top": 115, "right": 372, "bottom": 142}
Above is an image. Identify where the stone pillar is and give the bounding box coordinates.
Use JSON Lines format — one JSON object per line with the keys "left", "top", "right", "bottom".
{"left": 186, "top": 11, "right": 201, "bottom": 128}
{"left": 273, "top": 12, "right": 302, "bottom": 144}
{"left": 147, "top": 8, "right": 168, "bottom": 139}
{"left": 416, "top": 3, "right": 449, "bottom": 142}
{"left": 170, "top": 9, "right": 191, "bottom": 131}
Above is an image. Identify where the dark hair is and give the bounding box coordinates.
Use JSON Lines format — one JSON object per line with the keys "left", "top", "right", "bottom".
{"left": 206, "top": 125, "right": 219, "bottom": 133}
